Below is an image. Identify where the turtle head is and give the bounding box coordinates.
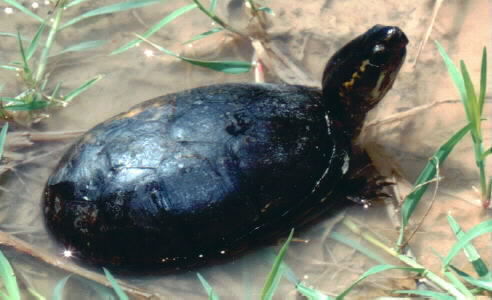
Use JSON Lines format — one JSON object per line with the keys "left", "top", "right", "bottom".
{"left": 322, "top": 25, "right": 408, "bottom": 138}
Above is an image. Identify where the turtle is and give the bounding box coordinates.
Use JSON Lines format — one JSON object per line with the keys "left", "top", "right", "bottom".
{"left": 43, "top": 24, "right": 408, "bottom": 270}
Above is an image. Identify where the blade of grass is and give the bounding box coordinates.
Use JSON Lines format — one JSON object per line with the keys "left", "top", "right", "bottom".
{"left": 0, "top": 65, "right": 20, "bottom": 71}
{"left": 52, "top": 275, "right": 72, "bottom": 300}
{"left": 442, "top": 267, "right": 475, "bottom": 298}
{"left": 399, "top": 124, "right": 471, "bottom": 231}
{"left": 435, "top": 41, "right": 466, "bottom": 103}
{"left": 335, "top": 265, "right": 425, "bottom": 299}
{"left": 196, "top": 273, "right": 220, "bottom": 300}
{"left": 51, "top": 40, "right": 107, "bottom": 56}
{"left": 447, "top": 214, "right": 489, "bottom": 277}
{"left": 16, "top": 31, "right": 30, "bottom": 76}
{"left": 4, "top": 100, "right": 49, "bottom": 111}
{"left": 0, "top": 123, "right": 8, "bottom": 160}
{"left": 443, "top": 219, "right": 492, "bottom": 267}
{"left": 330, "top": 232, "right": 387, "bottom": 264}
{"left": 65, "top": 0, "right": 90, "bottom": 9}
{"left": 0, "top": 97, "right": 24, "bottom": 103}
{"left": 209, "top": 0, "right": 217, "bottom": 12}
{"left": 0, "top": 32, "right": 28, "bottom": 40}
{"left": 393, "top": 290, "right": 455, "bottom": 300}
{"left": 449, "top": 265, "right": 492, "bottom": 291}
{"left": 60, "top": 0, "right": 163, "bottom": 30}
{"left": 111, "top": 3, "right": 197, "bottom": 55}
{"left": 34, "top": 2, "right": 64, "bottom": 82}
{"left": 261, "top": 229, "right": 294, "bottom": 300}
{"left": 478, "top": 47, "right": 487, "bottom": 114}
{"left": 51, "top": 82, "right": 62, "bottom": 99}
{"left": 0, "top": 250, "right": 20, "bottom": 300}
{"left": 257, "top": 7, "right": 274, "bottom": 15}
{"left": 460, "top": 61, "right": 480, "bottom": 132}
{"left": 103, "top": 268, "right": 128, "bottom": 300}
{"left": 63, "top": 74, "right": 103, "bottom": 103}
{"left": 26, "top": 22, "right": 46, "bottom": 61}
{"left": 138, "top": 35, "right": 252, "bottom": 74}
{"left": 183, "top": 27, "right": 223, "bottom": 45}
{"left": 2, "top": 0, "right": 44, "bottom": 22}
{"left": 296, "top": 282, "right": 332, "bottom": 300}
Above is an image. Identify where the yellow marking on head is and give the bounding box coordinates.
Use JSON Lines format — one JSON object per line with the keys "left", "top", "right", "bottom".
{"left": 341, "top": 59, "right": 370, "bottom": 95}
{"left": 359, "top": 59, "right": 370, "bottom": 73}
{"left": 369, "top": 71, "right": 388, "bottom": 99}
{"left": 343, "top": 78, "right": 355, "bottom": 89}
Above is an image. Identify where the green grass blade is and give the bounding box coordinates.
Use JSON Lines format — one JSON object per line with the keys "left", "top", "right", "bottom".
{"left": 257, "top": 7, "right": 274, "bottom": 15}
{"left": 482, "top": 147, "right": 492, "bottom": 160}
{"left": 442, "top": 267, "right": 474, "bottom": 298}
{"left": 447, "top": 214, "right": 489, "bottom": 277}
{"left": 209, "top": 0, "right": 217, "bottom": 12}
{"left": 139, "top": 35, "right": 252, "bottom": 74}
{"left": 51, "top": 82, "right": 62, "bottom": 99}
{"left": 0, "top": 97, "right": 24, "bottom": 103}
{"left": 335, "top": 265, "right": 425, "bottom": 299}
{"left": 103, "top": 268, "right": 128, "bottom": 300}
{"left": 26, "top": 22, "right": 47, "bottom": 61}
{"left": 60, "top": 0, "right": 163, "bottom": 30}
{"left": 330, "top": 232, "right": 387, "bottom": 264}
{"left": 17, "top": 31, "right": 30, "bottom": 75}
{"left": 183, "top": 27, "right": 223, "bottom": 45}
{"left": 0, "top": 32, "right": 28, "bottom": 40}
{"left": 196, "top": 273, "right": 220, "bottom": 300}
{"left": 4, "top": 100, "right": 49, "bottom": 111}
{"left": 63, "top": 74, "right": 103, "bottom": 103}
{"left": 0, "top": 250, "right": 20, "bottom": 300}
{"left": 393, "top": 290, "right": 454, "bottom": 300}
{"left": 443, "top": 219, "right": 492, "bottom": 267}
{"left": 111, "top": 3, "right": 196, "bottom": 55}
{"left": 52, "top": 275, "right": 71, "bottom": 300}
{"left": 478, "top": 47, "right": 487, "bottom": 114}
{"left": 261, "top": 229, "right": 294, "bottom": 300}
{"left": 2, "top": 0, "right": 44, "bottom": 22}
{"left": 65, "top": 0, "right": 90, "bottom": 9}
{"left": 435, "top": 41, "right": 466, "bottom": 103}
{"left": 296, "top": 282, "right": 332, "bottom": 300}
{"left": 449, "top": 265, "right": 492, "bottom": 291}
{"left": 52, "top": 40, "right": 107, "bottom": 56}
{"left": 400, "top": 124, "right": 471, "bottom": 228}
{"left": 0, "top": 123, "right": 8, "bottom": 160}
{"left": 0, "top": 65, "right": 20, "bottom": 71}
{"left": 460, "top": 61, "right": 480, "bottom": 131}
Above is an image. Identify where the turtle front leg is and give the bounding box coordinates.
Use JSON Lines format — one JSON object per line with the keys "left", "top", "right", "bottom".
{"left": 336, "top": 150, "right": 393, "bottom": 207}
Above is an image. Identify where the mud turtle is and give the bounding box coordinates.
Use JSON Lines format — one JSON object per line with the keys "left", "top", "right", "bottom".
{"left": 43, "top": 25, "right": 408, "bottom": 270}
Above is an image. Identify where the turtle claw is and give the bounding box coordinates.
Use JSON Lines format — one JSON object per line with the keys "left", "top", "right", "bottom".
{"left": 342, "top": 174, "right": 393, "bottom": 206}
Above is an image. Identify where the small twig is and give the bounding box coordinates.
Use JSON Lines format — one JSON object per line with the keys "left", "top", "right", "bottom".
{"left": 413, "top": 0, "right": 444, "bottom": 66}
{"left": 0, "top": 231, "right": 158, "bottom": 299}
{"left": 8, "top": 130, "right": 85, "bottom": 148}
{"left": 363, "top": 99, "right": 460, "bottom": 131}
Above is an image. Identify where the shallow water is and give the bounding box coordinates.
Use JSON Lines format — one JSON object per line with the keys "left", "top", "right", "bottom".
{"left": 0, "top": 0, "right": 491, "bottom": 299}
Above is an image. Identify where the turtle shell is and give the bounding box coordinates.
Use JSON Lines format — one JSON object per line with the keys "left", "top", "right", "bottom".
{"left": 44, "top": 83, "right": 347, "bottom": 268}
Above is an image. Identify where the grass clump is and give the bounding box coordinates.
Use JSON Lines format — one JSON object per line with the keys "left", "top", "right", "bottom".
{"left": 0, "top": 0, "right": 164, "bottom": 124}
